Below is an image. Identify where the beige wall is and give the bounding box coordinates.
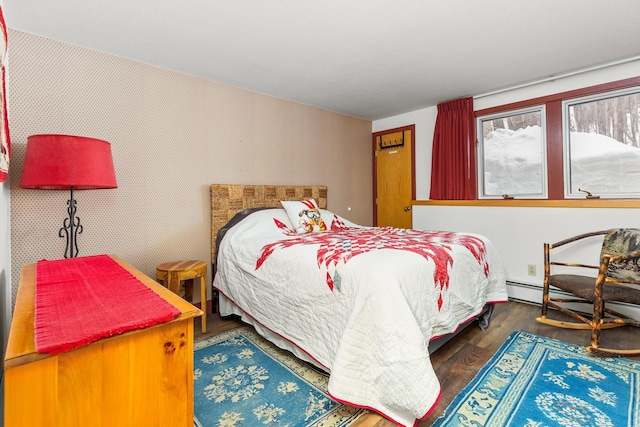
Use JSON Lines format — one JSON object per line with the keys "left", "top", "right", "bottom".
{"left": 7, "top": 30, "right": 372, "bottom": 306}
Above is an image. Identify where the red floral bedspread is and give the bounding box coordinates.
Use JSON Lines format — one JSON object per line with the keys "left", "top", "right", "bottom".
{"left": 258, "top": 217, "right": 490, "bottom": 310}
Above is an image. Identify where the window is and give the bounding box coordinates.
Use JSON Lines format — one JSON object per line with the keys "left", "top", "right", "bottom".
{"left": 474, "top": 76, "right": 640, "bottom": 200}
{"left": 563, "top": 88, "right": 640, "bottom": 198}
{"left": 477, "top": 106, "right": 547, "bottom": 199}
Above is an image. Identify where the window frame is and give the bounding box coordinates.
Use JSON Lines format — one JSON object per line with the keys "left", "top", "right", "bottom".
{"left": 474, "top": 75, "right": 640, "bottom": 201}
{"left": 562, "top": 86, "right": 640, "bottom": 199}
{"left": 476, "top": 105, "right": 548, "bottom": 200}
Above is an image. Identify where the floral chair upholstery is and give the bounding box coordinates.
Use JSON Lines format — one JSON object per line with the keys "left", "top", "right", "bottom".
{"left": 536, "top": 228, "right": 640, "bottom": 356}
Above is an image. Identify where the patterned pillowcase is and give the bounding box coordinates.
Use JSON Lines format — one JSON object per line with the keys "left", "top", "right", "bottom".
{"left": 281, "top": 199, "right": 328, "bottom": 233}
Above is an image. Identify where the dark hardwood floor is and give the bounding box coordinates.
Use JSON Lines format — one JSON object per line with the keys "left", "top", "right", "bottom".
{"left": 194, "top": 300, "right": 640, "bottom": 426}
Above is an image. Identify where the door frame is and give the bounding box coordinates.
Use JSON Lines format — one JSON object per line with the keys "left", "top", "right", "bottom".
{"left": 372, "top": 124, "right": 416, "bottom": 226}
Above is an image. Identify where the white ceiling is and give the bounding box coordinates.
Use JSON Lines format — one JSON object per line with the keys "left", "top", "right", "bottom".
{"left": 4, "top": 1, "right": 640, "bottom": 121}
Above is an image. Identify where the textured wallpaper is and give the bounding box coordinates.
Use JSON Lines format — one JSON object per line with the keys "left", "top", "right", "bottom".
{"left": 7, "top": 30, "right": 372, "bottom": 309}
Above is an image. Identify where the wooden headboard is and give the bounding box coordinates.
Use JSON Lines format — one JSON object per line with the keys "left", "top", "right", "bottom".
{"left": 210, "top": 184, "right": 328, "bottom": 265}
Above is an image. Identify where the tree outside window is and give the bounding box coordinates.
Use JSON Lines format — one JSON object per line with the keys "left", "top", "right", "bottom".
{"left": 564, "top": 88, "right": 640, "bottom": 198}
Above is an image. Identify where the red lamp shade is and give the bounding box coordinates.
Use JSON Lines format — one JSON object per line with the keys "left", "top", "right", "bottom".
{"left": 20, "top": 134, "right": 117, "bottom": 190}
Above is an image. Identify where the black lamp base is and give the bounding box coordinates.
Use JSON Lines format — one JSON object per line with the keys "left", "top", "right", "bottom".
{"left": 58, "top": 186, "right": 83, "bottom": 258}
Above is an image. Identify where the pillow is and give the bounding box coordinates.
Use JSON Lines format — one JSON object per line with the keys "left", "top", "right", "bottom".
{"left": 281, "top": 199, "right": 328, "bottom": 233}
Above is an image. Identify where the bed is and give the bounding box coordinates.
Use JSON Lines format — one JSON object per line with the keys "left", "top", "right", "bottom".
{"left": 210, "top": 184, "right": 508, "bottom": 427}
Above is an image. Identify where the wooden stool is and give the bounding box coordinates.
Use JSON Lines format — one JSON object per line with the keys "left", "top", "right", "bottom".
{"left": 156, "top": 260, "right": 207, "bottom": 333}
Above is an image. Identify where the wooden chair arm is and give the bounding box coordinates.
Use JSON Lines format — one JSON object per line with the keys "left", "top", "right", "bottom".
{"left": 607, "top": 250, "right": 640, "bottom": 263}
{"left": 549, "top": 261, "right": 599, "bottom": 269}
{"left": 599, "top": 251, "right": 640, "bottom": 286}
{"left": 547, "top": 230, "right": 609, "bottom": 250}
{"left": 544, "top": 231, "right": 608, "bottom": 278}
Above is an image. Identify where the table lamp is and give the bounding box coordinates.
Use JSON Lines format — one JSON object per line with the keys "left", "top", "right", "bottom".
{"left": 19, "top": 134, "right": 117, "bottom": 258}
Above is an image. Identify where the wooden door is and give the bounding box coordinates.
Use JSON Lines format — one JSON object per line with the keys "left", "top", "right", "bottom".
{"left": 373, "top": 125, "right": 415, "bottom": 228}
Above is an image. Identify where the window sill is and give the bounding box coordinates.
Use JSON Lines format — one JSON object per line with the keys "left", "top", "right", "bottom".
{"left": 413, "top": 199, "right": 640, "bottom": 208}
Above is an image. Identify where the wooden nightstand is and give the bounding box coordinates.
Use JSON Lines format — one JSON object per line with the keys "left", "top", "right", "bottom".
{"left": 156, "top": 260, "right": 207, "bottom": 333}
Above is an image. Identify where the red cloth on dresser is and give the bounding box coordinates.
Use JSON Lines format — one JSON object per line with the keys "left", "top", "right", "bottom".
{"left": 34, "top": 254, "right": 181, "bottom": 355}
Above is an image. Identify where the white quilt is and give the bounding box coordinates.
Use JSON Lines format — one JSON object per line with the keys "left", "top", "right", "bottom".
{"left": 213, "top": 209, "right": 507, "bottom": 426}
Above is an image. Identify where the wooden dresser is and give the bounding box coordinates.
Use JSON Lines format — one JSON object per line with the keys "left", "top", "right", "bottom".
{"left": 4, "top": 255, "right": 203, "bottom": 427}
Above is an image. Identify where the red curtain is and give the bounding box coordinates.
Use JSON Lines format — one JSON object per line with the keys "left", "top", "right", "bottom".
{"left": 429, "top": 97, "right": 476, "bottom": 200}
{"left": 0, "top": 6, "right": 9, "bottom": 183}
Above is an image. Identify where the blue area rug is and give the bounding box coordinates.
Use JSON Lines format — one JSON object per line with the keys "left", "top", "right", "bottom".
{"left": 193, "top": 326, "right": 366, "bottom": 427}
{"left": 433, "top": 330, "right": 640, "bottom": 427}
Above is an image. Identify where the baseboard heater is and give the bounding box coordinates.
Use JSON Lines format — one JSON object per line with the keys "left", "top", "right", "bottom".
{"left": 506, "top": 280, "right": 640, "bottom": 318}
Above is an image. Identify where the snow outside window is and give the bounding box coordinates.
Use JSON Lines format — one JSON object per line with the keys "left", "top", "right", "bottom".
{"left": 477, "top": 106, "right": 547, "bottom": 199}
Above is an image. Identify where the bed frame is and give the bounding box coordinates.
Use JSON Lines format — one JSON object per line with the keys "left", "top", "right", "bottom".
{"left": 210, "top": 183, "right": 493, "bottom": 355}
